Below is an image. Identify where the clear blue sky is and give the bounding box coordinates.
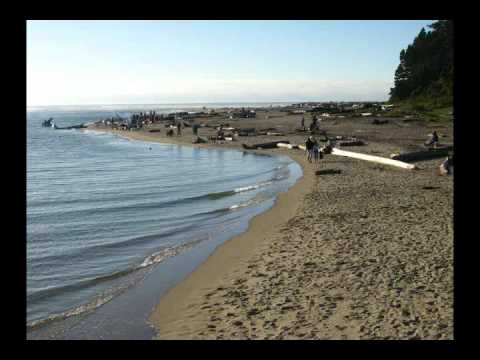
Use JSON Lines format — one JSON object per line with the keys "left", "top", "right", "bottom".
{"left": 27, "top": 20, "right": 435, "bottom": 106}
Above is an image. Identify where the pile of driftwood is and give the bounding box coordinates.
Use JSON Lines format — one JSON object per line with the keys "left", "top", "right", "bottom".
{"left": 240, "top": 136, "right": 453, "bottom": 172}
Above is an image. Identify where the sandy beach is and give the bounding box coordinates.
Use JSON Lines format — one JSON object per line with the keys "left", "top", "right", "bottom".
{"left": 89, "top": 108, "right": 453, "bottom": 340}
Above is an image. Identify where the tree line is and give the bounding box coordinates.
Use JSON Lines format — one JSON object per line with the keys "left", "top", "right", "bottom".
{"left": 389, "top": 20, "right": 453, "bottom": 107}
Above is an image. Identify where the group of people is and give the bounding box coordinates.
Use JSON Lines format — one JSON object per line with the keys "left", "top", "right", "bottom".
{"left": 131, "top": 111, "right": 162, "bottom": 124}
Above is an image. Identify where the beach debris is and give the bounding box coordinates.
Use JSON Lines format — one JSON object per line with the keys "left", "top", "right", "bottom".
{"left": 372, "top": 119, "right": 389, "bottom": 125}
{"left": 390, "top": 145, "right": 453, "bottom": 162}
{"left": 242, "top": 141, "right": 290, "bottom": 150}
{"left": 315, "top": 169, "right": 342, "bottom": 175}
{"left": 331, "top": 148, "right": 417, "bottom": 170}
{"left": 337, "top": 139, "right": 366, "bottom": 147}
{"left": 149, "top": 129, "right": 161, "bottom": 133}
{"left": 237, "top": 128, "right": 257, "bottom": 136}
{"left": 193, "top": 136, "right": 208, "bottom": 144}
{"left": 266, "top": 132, "right": 285, "bottom": 136}
{"left": 422, "top": 186, "right": 439, "bottom": 190}
{"left": 208, "top": 135, "right": 225, "bottom": 143}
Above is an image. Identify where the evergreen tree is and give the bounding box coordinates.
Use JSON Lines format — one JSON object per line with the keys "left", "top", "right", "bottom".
{"left": 389, "top": 20, "right": 453, "bottom": 105}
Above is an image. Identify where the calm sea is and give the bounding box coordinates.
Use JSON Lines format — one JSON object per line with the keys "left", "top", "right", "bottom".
{"left": 26, "top": 103, "right": 301, "bottom": 337}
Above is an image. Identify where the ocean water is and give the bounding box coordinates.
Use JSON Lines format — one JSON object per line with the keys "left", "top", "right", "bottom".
{"left": 26, "top": 105, "right": 301, "bottom": 336}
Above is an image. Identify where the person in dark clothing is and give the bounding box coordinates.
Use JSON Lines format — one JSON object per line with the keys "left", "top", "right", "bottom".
{"left": 312, "top": 138, "right": 320, "bottom": 163}
{"left": 301, "top": 116, "right": 305, "bottom": 130}
{"left": 193, "top": 124, "right": 199, "bottom": 135}
{"left": 440, "top": 154, "right": 453, "bottom": 175}
{"left": 177, "top": 122, "right": 182, "bottom": 136}
{"left": 310, "top": 115, "right": 318, "bottom": 132}
{"left": 305, "top": 136, "right": 314, "bottom": 162}
{"left": 425, "top": 131, "right": 439, "bottom": 147}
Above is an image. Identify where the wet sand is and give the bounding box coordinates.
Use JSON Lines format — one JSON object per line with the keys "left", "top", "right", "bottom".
{"left": 89, "top": 109, "right": 453, "bottom": 340}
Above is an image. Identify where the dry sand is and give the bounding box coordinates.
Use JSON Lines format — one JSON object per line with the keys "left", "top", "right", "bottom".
{"left": 89, "top": 109, "right": 453, "bottom": 340}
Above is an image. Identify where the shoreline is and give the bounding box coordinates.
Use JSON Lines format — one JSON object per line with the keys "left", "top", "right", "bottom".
{"left": 82, "top": 112, "right": 453, "bottom": 340}
{"left": 149, "top": 150, "right": 315, "bottom": 340}
{"left": 83, "top": 127, "right": 316, "bottom": 339}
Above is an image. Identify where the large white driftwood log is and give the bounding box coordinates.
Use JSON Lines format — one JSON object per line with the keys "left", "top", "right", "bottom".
{"left": 298, "top": 145, "right": 306, "bottom": 151}
{"left": 331, "top": 148, "right": 417, "bottom": 170}
{"left": 277, "top": 143, "right": 297, "bottom": 149}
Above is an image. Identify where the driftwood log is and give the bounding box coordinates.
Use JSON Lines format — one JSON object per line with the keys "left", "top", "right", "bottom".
{"left": 55, "top": 123, "right": 87, "bottom": 130}
{"left": 390, "top": 146, "right": 453, "bottom": 162}
{"left": 242, "top": 141, "right": 290, "bottom": 150}
{"left": 337, "top": 140, "right": 365, "bottom": 147}
{"left": 331, "top": 148, "right": 417, "bottom": 170}
{"left": 372, "top": 119, "right": 389, "bottom": 125}
{"left": 276, "top": 143, "right": 298, "bottom": 149}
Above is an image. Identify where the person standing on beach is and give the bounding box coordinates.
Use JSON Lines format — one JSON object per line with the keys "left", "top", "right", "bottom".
{"left": 193, "top": 123, "right": 199, "bottom": 135}
{"left": 312, "top": 138, "right": 320, "bottom": 163}
{"left": 177, "top": 122, "right": 182, "bottom": 136}
{"left": 310, "top": 115, "right": 318, "bottom": 132}
{"left": 301, "top": 116, "right": 305, "bottom": 130}
{"left": 305, "top": 136, "right": 314, "bottom": 163}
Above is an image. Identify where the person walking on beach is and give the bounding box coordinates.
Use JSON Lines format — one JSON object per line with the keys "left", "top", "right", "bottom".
{"left": 301, "top": 116, "right": 305, "bottom": 130}
{"left": 177, "top": 122, "right": 182, "bottom": 136}
{"left": 310, "top": 115, "right": 318, "bottom": 132}
{"left": 305, "top": 136, "right": 314, "bottom": 163}
{"left": 312, "top": 138, "right": 320, "bottom": 163}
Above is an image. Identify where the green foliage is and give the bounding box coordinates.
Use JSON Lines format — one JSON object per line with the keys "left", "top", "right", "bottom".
{"left": 389, "top": 20, "right": 453, "bottom": 106}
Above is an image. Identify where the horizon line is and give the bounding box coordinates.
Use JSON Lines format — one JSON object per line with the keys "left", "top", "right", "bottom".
{"left": 27, "top": 99, "right": 389, "bottom": 108}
